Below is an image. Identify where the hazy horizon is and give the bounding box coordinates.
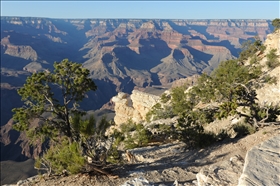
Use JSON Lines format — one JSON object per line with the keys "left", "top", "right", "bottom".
{"left": 1, "top": 16, "right": 276, "bottom": 20}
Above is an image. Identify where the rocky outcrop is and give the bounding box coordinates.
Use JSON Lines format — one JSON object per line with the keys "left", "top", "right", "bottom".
{"left": 112, "top": 90, "right": 160, "bottom": 125}
{"left": 238, "top": 134, "right": 280, "bottom": 186}
{"left": 171, "top": 74, "right": 200, "bottom": 88}
{"left": 196, "top": 155, "right": 244, "bottom": 186}
{"left": 2, "top": 44, "right": 38, "bottom": 61}
{"left": 111, "top": 92, "right": 135, "bottom": 126}
{"left": 4, "top": 125, "right": 280, "bottom": 186}
{"left": 256, "top": 29, "right": 280, "bottom": 106}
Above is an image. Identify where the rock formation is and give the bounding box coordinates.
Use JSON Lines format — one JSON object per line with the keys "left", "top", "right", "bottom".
{"left": 112, "top": 90, "right": 160, "bottom": 125}
{"left": 256, "top": 29, "right": 280, "bottom": 106}
{"left": 196, "top": 155, "right": 244, "bottom": 186}
{"left": 6, "top": 125, "right": 279, "bottom": 186}
{"left": 1, "top": 18, "right": 274, "bottom": 117}
{"left": 238, "top": 134, "right": 280, "bottom": 186}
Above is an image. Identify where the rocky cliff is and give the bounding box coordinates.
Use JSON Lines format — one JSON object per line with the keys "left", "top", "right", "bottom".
{"left": 1, "top": 18, "right": 273, "bottom": 120}
{"left": 256, "top": 29, "right": 280, "bottom": 106}
{"left": 112, "top": 90, "right": 160, "bottom": 126}
{"left": 238, "top": 134, "right": 280, "bottom": 186}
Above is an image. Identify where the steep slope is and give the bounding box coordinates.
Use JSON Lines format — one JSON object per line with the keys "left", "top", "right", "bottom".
{"left": 256, "top": 29, "right": 280, "bottom": 105}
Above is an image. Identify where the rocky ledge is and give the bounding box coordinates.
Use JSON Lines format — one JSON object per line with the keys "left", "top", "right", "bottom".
{"left": 112, "top": 90, "right": 160, "bottom": 126}
{"left": 4, "top": 125, "right": 279, "bottom": 186}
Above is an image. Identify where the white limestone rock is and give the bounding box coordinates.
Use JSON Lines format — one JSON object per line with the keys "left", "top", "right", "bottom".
{"left": 238, "top": 134, "right": 280, "bottom": 186}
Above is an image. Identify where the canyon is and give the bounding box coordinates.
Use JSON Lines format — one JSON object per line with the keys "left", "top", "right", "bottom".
{"left": 1, "top": 17, "right": 280, "bottom": 185}
{"left": 1, "top": 17, "right": 273, "bottom": 126}
{"left": 0, "top": 17, "right": 275, "bottom": 168}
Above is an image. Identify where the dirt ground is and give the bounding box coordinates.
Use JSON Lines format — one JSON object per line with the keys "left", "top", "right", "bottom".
{"left": 7, "top": 124, "right": 279, "bottom": 186}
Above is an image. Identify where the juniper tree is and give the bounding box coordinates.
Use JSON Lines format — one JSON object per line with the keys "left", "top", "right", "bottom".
{"left": 191, "top": 57, "right": 279, "bottom": 127}
{"left": 272, "top": 18, "right": 280, "bottom": 31}
{"left": 12, "top": 59, "right": 97, "bottom": 143}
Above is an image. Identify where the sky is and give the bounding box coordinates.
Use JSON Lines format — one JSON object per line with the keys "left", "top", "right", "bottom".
{"left": 1, "top": 1, "right": 279, "bottom": 20}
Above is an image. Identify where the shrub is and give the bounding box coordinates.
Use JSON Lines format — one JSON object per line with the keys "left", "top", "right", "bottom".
{"left": 233, "top": 122, "right": 256, "bottom": 137}
{"left": 118, "top": 121, "right": 152, "bottom": 150}
{"left": 123, "top": 123, "right": 151, "bottom": 149}
{"left": 249, "top": 54, "right": 260, "bottom": 65}
{"left": 263, "top": 75, "right": 277, "bottom": 85}
{"left": 35, "top": 138, "right": 85, "bottom": 175}
{"left": 239, "top": 38, "right": 265, "bottom": 61}
{"left": 175, "top": 111, "right": 217, "bottom": 148}
{"left": 171, "top": 86, "right": 192, "bottom": 115}
{"left": 272, "top": 18, "right": 280, "bottom": 31}
{"left": 266, "top": 49, "right": 279, "bottom": 69}
{"left": 106, "top": 129, "right": 125, "bottom": 164}
{"left": 161, "top": 93, "right": 171, "bottom": 103}
{"left": 146, "top": 103, "right": 174, "bottom": 122}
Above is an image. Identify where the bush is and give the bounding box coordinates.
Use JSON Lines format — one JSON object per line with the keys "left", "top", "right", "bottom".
{"left": 266, "top": 49, "right": 279, "bottom": 69}
{"left": 124, "top": 123, "right": 151, "bottom": 149}
{"left": 118, "top": 120, "right": 152, "bottom": 150}
{"left": 146, "top": 103, "right": 174, "bottom": 122}
{"left": 35, "top": 138, "right": 85, "bottom": 175}
{"left": 249, "top": 54, "right": 260, "bottom": 65}
{"left": 175, "top": 111, "right": 218, "bottom": 148}
{"left": 233, "top": 122, "right": 256, "bottom": 137}
{"left": 161, "top": 93, "right": 171, "bottom": 103}
{"left": 239, "top": 38, "right": 266, "bottom": 61}
{"left": 272, "top": 18, "right": 280, "bottom": 31}
{"left": 171, "top": 86, "right": 192, "bottom": 115}
{"left": 263, "top": 75, "right": 277, "bottom": 85}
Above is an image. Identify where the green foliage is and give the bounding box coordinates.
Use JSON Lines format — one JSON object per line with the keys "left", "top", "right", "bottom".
{"left": 71, "top": 114, "right": 95, "bottom": 138}
{"left": 119, "top": 119, "right": 137, "bottom": 133}
{"left": 118, "top": 120, "right": 151, "bottom": 150}
{"left": 216, "top": 101, "right": 238, "bottom": 119}
{"left": 272, "top": 18, "right": 280, "bottom": 31}
{"left": 263, "top": 75, "right": 277, "bottom": 85}
{"left": 175, "top": 111, "right": 217, "bottom": 148}
{"left": 191, "top": 73, "right": 215, "bottom": 103}
{"left": 146, "top": 103, "right": 174, "bottom": 122}
{"left": 190, "top": 57, "right": 272, "bottom": 125}
{"left": 106, "top": 129, "right": 124, "bottom": 164}
{"left": 266, "top": 49, "right": 279, "bottom": 69}
{"left": 160, "top": 93, "right": 171, "bottom": 103}
{"left": 11, "top": 59, "right": 114, "bottom": 175}
{"left": 12, "top": 59, "right": 97, "bottom": 143}
{"left": 239, "top": 37, "right": 266, "bottom": 61}
{"left": 170, "top": 86, "right": 193, "bottom": 115}
{"left": 193, "top": 59, "right": 258, "bottom": 105}
{"left": 249, "top": 54, "right": 260, "bottom": 65}
{"left": 233, "top": 122, "right": 256, "bottom": 137}
{"left": 35, "top": 139, "right": 85, "bottom": 175}
{"left": 257, "top": 105, "right": 280, "bottom": 122}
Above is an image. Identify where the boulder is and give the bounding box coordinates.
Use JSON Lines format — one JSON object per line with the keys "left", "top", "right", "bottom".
{"left": 196, "top": 155, "right": 244, "bottom": 186}
{"left": 112, "top": 90, "right": 160, "bottom": 126}
{"left": 238, "top": 134, "right": 280, "bottom": 186}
